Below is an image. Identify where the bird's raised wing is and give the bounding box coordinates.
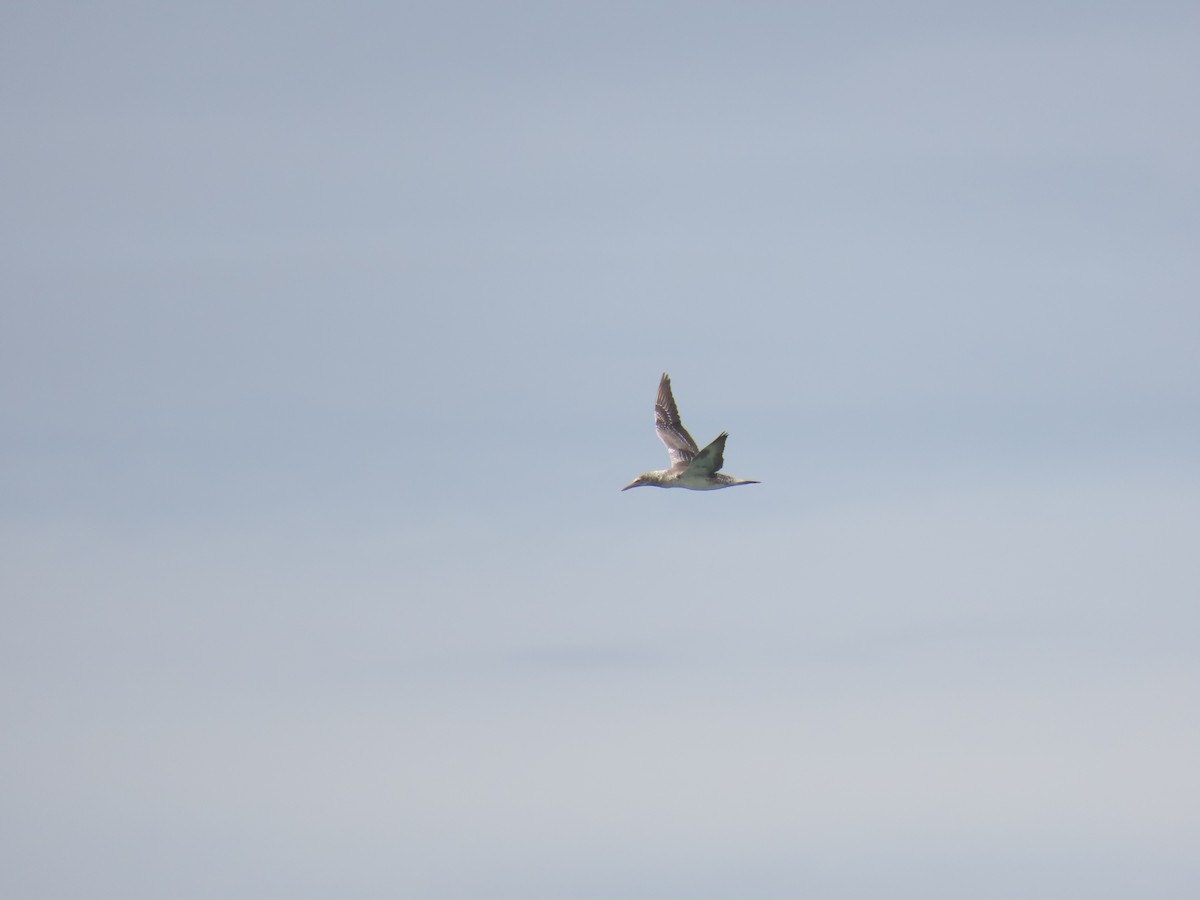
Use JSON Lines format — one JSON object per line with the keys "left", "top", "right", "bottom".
{"left": 683, "top": 432, "right": 728, "bottom": 477}
{"left": 655, "top": 373, "right": 699, "bottom": 467}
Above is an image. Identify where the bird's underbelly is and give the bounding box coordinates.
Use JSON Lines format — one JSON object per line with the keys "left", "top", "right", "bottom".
{"left": 667, "top": 473, "right": 728, "bottom": 490}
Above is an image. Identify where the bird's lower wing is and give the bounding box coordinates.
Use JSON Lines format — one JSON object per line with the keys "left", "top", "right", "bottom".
{"left": 683, "top": 432, "right": 728, "bottom": 477}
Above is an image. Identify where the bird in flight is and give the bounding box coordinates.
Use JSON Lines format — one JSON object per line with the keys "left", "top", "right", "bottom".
{"left": 622, "top": 373, "right": 760, "bottom": 491}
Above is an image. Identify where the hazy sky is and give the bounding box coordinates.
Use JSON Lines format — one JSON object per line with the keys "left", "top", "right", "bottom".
{"left": 4, "top": 3, "right": 1199, "bottom": 898}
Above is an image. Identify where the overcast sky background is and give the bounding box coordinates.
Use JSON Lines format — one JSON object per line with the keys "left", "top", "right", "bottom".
{"left": 3, "top": 2, "right": 1199, "bottom": 898}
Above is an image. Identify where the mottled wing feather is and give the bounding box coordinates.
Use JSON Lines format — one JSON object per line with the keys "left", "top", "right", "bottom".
{"left": 683, "top": 432, "right": 728, "bottom": 477}
{"left": 655, "top": 373, "right": 699, "bottom": 467}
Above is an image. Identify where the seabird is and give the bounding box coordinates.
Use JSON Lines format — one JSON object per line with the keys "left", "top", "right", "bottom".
{"left": 622, "top": 373, "right": 760, "bottom": 491}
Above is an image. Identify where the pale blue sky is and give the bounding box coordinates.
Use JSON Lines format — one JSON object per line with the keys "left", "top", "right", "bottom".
{"left": 3, "top": 2, "right": 1199, "bottom": 898}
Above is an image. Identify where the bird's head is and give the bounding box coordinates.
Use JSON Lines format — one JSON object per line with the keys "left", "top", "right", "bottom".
{"left": 621, "top": 473, "right": 661, "bottom": 491}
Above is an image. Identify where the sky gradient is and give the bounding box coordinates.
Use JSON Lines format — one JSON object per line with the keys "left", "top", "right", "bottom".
{"left": 4, "top": 2, "right": 1199, "bottom": 898}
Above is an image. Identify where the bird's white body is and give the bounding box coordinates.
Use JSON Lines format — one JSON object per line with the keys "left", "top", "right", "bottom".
{"left": 628, "top": 467, "right": 753, "bottom": 491}
{"left": 669, "top": 470, "right": 735, "bottom": 491}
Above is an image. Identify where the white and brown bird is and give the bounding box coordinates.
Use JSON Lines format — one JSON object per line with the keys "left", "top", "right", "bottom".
{"left": 622, "top": 373, "right": 760, "bottom": 491}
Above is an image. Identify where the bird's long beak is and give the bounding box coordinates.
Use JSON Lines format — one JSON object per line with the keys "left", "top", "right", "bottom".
{"left": 621, "top": 480, "right": 640, "bottom": 491}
